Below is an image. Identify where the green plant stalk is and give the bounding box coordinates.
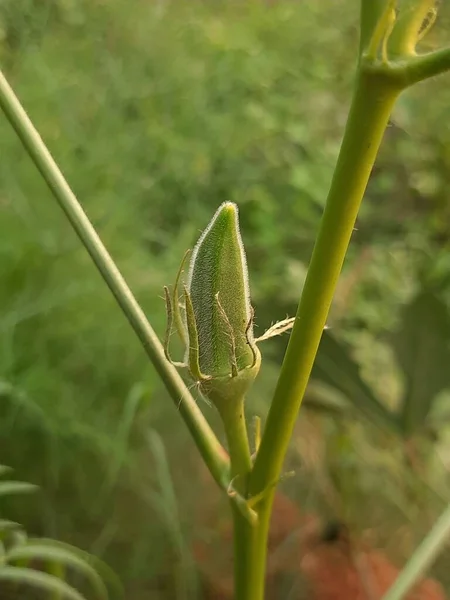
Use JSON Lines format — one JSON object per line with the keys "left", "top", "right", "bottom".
{"left": 387, "top": 0, "right": 436, "bottom": 56}
{"left": 217, "top": 399, "right": 252, "bottom": 481}
{"left": 242, "top": 70, "right": 401, "bottom": 600}
{"left": 216, "top": 399, "right": 256, "bottom": 600}
{"left": 0, "top": 68, "right": 230, "bottom": 490}
{"left": 231, "top": 504, "right": 265, "bottom": 600}
{"left": 382, "top": 502, "right": 450, "bottom": 600}
{"left": 251, "top": 69, "right": 401, "bottom": 501}
{"left": 360, "top": 0, "right": 391, "bottom": 55}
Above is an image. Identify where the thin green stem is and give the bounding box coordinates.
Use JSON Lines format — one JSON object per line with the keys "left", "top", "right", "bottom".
{"left": 251, "top": 71, "right": 401, "bottom": 497}
{"left": 0, "top": 68, "right": 229, "bottom": 489}
{"left": 217, "top": 399, "right": 252, "bottom": 481}
{"left": 382, "top": 502, "right": 450, "bottom": 600}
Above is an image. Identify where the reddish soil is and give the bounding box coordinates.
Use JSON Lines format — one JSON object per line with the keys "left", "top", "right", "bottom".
{"left": 193, "top": 492, "right": 446, "bottom": 600}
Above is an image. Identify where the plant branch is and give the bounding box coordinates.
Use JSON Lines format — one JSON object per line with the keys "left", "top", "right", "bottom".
{"left": 362, "top": 46, "right": 450, "bottom": 88}
{"left": 382, "top": 502, "right": 450, "bottom": 600}
{"left": 216, "top": 399, "right": 252, "bottom": 482}
{"left": 401, "top": 46, "right": 450, "bottom": 84}
{"left": 250, "top": 71, "right": 401, "bottom": 498}
{"left": 359, "top": 0, "right": 392, "bottom": 56}
{"left": 0, "top": 68, "right": 230, "bottom": 489}
{"left": 387, "top": 0, "right": 436, "bottom": 57}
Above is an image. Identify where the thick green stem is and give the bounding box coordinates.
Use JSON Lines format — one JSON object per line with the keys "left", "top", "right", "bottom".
{"left": 251, "top": 71, "right": 401, "bottom": 503}
{"left": 231, "top": 504, "right": 268, "bottom": 600}
{"left": 221, "top": 402, "right": 270, "bottom": 600}
{"left": 217, "top": 399, "right": 263, "bottom": 600}
{"left": 236, "top": 68, "right": 402, "bottom": 600}
{"left": 238, "top": 67, "right": 401, "bottom": 600}
{"left": 0, "top": 68, "right": 230, "bottom": 489}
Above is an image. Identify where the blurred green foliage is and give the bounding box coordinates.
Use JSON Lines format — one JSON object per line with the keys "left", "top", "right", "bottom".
{"left": 0, "top": 465, "right": 122, "bottom": 599}
{"left": 311, "top": 288, "right": 450, "bottom": 438}
{"left": 1, "top": 0, "right": 450, "bottom": 596}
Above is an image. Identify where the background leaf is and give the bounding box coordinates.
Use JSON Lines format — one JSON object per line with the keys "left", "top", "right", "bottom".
{"left": 312, "top": 331, "right": 400, "bottom": 433}
{"left": 0, "top": 567, "right": 86, "bottom": 600}
{"left": 391, "top": 289, "right": 450, "bottom": 436}
{"left": 5, "top": 543, "right": 109, "bottom": 600}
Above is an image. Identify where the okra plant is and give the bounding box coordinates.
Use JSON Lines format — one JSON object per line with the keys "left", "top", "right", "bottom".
{"left": 1, "top": 1, "right": 450, "bottom": 599}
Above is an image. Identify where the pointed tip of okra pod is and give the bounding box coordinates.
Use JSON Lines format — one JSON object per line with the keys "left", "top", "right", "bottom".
{"left": 218, "top": 200, "right": 237, "bottom": 212}
{"left": 191, "top": 202, "right": 240, "bottom": 252}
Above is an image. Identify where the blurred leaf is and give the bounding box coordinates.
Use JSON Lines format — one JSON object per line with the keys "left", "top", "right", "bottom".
{"left": 0, "top": 465, "right": 117, "bottom": 599}
{"left": 0, "top": 520, "right": 21, "bottom": 533}
{"left": 0, "top": 481, "right": 37, "bottom": 497}
{"left": 6, "top": 542, "right": 109, "bottom": 600}
{"left": 0, "top": 566, "right": 86, "bottom": 600}
{"left": 302, "top": 383, "right": 352, "bottom": 417}
{"left": 312, "top": 331, "right": 400, "bottom": 433}
{"left": 392, "top": 290, "right": 450, "bottom": 436}
{"left": 0, "top": 520, "right": 23, "bottom": 548}
{"left": 146, "top": 431, "right": 199, "bottom": 600}
{"left": 28, "top": 539, "right": 124, "bottom": 600}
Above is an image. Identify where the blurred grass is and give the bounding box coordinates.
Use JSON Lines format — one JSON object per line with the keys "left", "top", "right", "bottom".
{"left": 1, "top": 0, "right": 450, "bottom": 596}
